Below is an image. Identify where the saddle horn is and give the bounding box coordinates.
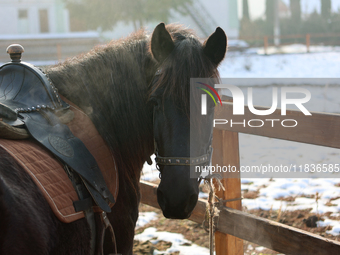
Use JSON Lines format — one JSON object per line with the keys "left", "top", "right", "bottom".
{"left": 6, "top": 44, "right": 24, "bottom": 62}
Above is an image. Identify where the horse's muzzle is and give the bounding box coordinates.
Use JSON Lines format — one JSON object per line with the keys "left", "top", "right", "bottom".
{"left": 157, "top": 186, "right": 198, "bottom": 219}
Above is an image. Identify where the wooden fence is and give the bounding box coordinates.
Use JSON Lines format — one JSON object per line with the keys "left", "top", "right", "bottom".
{"left": 139, "top": 100, "right": 340, "bottom": 254}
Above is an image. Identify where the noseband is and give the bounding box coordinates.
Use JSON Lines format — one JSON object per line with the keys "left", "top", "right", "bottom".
{"left": 150, "top": 69, "right": 213, "bottom": 169}
{"left": 154, "top": 144, "right": 212, "bottom": 167}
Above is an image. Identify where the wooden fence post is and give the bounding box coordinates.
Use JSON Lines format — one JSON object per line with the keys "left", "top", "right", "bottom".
{"left": 212, "top": 129, "right": 243, "bottom": 255}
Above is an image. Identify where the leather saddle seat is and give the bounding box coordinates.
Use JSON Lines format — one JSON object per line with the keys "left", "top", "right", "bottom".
{"left": 0, "top": 57, "right": 74, "bottom": 139}
{"left": 0, "top": 61, "right": 69, "bottom": 126}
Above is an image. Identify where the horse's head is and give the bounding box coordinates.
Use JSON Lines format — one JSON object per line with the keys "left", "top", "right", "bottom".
{"left": 149, "top": 23, "right": 227, "bottom": 219}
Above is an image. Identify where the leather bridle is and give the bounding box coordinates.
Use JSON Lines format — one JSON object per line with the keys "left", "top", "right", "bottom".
{"left": 150, "top": 69, "right": 213, "bottom": 170}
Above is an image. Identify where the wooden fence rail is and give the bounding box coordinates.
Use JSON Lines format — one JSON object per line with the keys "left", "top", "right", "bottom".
{"left": 233, "top": 32, "right": 340, "bottom": 42}
{"left": 229, "top": 32, "right": 340, "bottom": 54}
{"left": 140, "top": 102, "right": 340, "bottom": 254}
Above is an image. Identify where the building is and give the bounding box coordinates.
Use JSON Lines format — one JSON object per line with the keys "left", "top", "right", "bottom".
{"left": 0, "top": 0, "right": 69, "bottom": 34}
{"left": 0, "top": 0, "right": 100, "bottom": 64}
{"left": 0, "top": 0, "right": 239, "bottom": 63}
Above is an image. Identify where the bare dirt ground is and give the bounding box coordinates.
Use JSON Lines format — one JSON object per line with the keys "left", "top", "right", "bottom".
{"left": 133, "top": 189, "right": 340, "bottom": 255}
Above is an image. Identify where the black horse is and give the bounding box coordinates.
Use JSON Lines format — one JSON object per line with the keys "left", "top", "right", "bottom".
{"left": 0, "top": 23, "right": 226, "bottom": 254}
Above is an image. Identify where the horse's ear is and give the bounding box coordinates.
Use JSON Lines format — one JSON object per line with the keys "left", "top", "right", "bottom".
{"left": 151, "top": 23, "right": 175, "bottom": 63}
{"left": 203, "top": 27, "right": 227, "bottom": 66}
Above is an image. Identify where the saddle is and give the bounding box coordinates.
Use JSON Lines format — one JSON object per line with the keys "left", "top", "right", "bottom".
{"left": 0, "top": 44, "right": 115, "bottom": 213}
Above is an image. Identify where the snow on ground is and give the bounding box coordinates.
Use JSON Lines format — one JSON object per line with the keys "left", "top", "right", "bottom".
{"left": 220, "top": 45, "right": 340, "bottom": 78}
{"left": 241, "top": 178, "right": 340, "bottom": 214}
{"left": 136, "top": 212, "right": 158, "bottom": 228}
{"left": 135, "top": 227, "right": 210, "bottom": 255}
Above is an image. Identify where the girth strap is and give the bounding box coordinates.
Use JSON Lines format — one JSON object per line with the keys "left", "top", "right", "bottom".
{"left": 22, "top": 110, "right": 115, "bottom": 212}
{"left": 64, "top": 165, "right": 96, "bottom": 255}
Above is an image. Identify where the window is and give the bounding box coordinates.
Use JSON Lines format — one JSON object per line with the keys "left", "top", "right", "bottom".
{"left": 18, "top": 10, "right": 28, "bottom": 19}
{"left": 18, "top": 9, "right": 29, "bottom": 34}
{"left": 39, "top": 9, "right": 49, "bottom": 33}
